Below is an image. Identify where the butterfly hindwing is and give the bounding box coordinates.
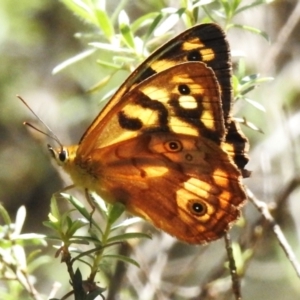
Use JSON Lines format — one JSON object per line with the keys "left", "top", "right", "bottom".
{"left": 83, "top": 132, "right": 246, "bottom": 244}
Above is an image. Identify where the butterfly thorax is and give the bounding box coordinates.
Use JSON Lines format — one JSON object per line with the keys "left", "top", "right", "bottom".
{"left": 48, "top": 144, "right": 99, "bottom": 192}
{"left": 48, "top": 144, "right": 121, "bottom": 206}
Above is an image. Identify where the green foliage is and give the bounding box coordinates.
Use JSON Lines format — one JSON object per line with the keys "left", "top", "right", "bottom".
{"left": 0, "top": 205, "right": 48, "bottom": 300}
{"left": 55, "top": 0, "right": 271, "bottom": 110}
{"left": 45, "top": 193, "right": 150, "bottom": 299}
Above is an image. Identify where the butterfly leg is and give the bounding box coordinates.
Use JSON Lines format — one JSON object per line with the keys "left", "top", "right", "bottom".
{"left": 53, "top": 184, "right": 76, "bottom": 198}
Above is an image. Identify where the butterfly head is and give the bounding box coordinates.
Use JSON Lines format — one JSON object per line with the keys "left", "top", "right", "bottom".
{"left": 48, "top": 144, "right": 69, "bottom": 166}
{"left": 17, "top": 95, "right": 76, "bottom": 168}
{"left": 48, "top": 144, "right": 79, "bottom": 167}
{"left": 48, "top": 144, "right": 77, "bottom": 167}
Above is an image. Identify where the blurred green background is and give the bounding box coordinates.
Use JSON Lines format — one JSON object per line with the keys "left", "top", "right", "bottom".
{"left": 1, "top": 0, "right": 300, "bottom": 299}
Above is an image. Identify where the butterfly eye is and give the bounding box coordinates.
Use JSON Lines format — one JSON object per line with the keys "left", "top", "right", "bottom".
{"left": 188, "top": 200, "right": 207, "bottom": 216}
{"left": 58, "top": 149, "right": 68, "bottom": 162}
{"left": 48, "top": 144, "right": 68, "bottom": 163}
{"left": 165, "top": 140, "right": 183, "bottom": 152}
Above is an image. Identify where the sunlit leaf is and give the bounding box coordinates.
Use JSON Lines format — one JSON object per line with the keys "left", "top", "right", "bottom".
{"left": 107, "top": 232, "right": 151, "bottom": 243}
{"left": 103, "top": 254, "right": 140, "bottom": 267}
{"left": 52, "top": 49, "right": 96, "bottom": 74}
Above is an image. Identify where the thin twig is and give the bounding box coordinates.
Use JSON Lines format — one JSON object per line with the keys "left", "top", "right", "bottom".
{"left": 247, "top": 188, "right": 300, "bottom": 278}
{"left": 224, "top": 233, "right": 242, "bottom": 300}
{"left": 262, "top": 1, "right": 300, "bottom": 74}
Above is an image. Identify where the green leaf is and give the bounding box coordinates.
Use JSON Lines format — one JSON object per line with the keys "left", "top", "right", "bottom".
{"left": 68, "top": 238, "right": 90, "bottom": 245}
{"left": 12, "top": 244, "right": 27, "bottom": 270}
{"left": 87, "top": 286, "right": 106, "bottom": 300}
{"left": 244, "top": 98, "right": 266, "bottom": 112}
{"left": 219, "top": 0, "right": 231, "bottom": 17}
{"left": 103, "top": 254, "right": 140, "bottom": 267}
{"left": 44, "top": 235, "right": 64, "bottom": 241}
{"left": 27, "top": 250, "right": 51, "bottom": 273}
{"left": 67, "top": 219, "right": 88, "bottom": 237}
{"left": 229, "top": 23, "right": 270, "bottom": 42}
{"left": 62, "top": 193, "right": 90, "bottom": 220}
{"left": 107, "top": 202, "right": 125, "bottom": 225}
{"left": 131, "top": 12, "right": 161, "bottom": 34}
{"left": 192, "top": 0, "right": 215, "bottom": 8}
{"left": 61, "top": 193, "right": 102, "bottom": 232}
{"left": 234, "top": 117, "right": 264, "bottom": 133}
{"left": 236, "top": 74, "right": 273, "bottom": 97}
{"left": 95, "top": 8, "right": 115, "bottom": 39}
{"left": 119, "top": 10, "right": 135, "bottom": 50}
{"left": 153, "top": 8, "right": 184, "bottom": 36}
{"left": 0, "top": 204, "right": 11, "bottom": 225}
{"left": 60, "top": 0, "right": 98, "bottom": 25}
{"left": 231, "top": 0, "right": 242, "bottom": 12}
{"left": 43, "top": 220, "right": 60, "bottom": 232}
{"left": 13, "top": 234, "right": 47, "bottom": 247}
{"left": 235, "top": 0, "right": 268, "bottom": 15}
{"left": 111, "top": 217, "right": 144, "bottom": 231}
{"left": 95, "top": 59, "right": 123, "bottom": 69}
{"left": 107, "top": 232, "right": 151, "bottom": 243}
{"left": 89, "top": 42, "right": 133, "bottom": 54}
{"left": 52, "top": 49, "right": 96, "bottom": 74}
{"left": 92, "top": 193, "right": 108, "bottom": 215}
{"left": 72, "top": 235, "right": 100, "bottom": 243}
{"left": 87, "top": 73, "right": 117, "bottom": 94}
{"left": 14, "top": 206, "right": 26, "bottom": 236}
{"left": 72, "top": 268, "right": 86, "bottom": 298}
{"left": 143, "top": 12, "right": 164, "bottom": 42}
{"left": 49, "top": 195, "right": 61, "bottom": 220}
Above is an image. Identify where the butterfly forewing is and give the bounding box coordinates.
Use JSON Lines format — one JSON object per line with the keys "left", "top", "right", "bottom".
{"left": 80, "top": 23, "right": 232, "bottom": 142}
{"left": 77, "top": 62, "right": 225, "bottom": 155}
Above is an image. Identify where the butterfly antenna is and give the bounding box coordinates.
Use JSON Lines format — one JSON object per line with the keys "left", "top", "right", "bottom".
{"left": 17, "top": 95, "right": 63, "bottom": 149}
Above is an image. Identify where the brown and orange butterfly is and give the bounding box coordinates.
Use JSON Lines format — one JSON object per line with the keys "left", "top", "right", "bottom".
{"left": 45, "top": 23, "right": 249, "bottom": 244}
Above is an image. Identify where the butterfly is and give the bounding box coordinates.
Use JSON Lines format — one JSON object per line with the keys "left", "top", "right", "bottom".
{"left": 48, "top": 23, "right": 249, "bottom": 244}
